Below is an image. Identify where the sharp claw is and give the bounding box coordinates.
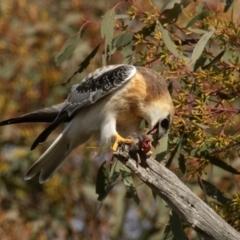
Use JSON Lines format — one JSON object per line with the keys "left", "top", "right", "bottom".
{"left": 145, "top": 150, "right": 153, "bottom": 157}
{"left": 112, "top": 134, "right": 132, "bottom": 152}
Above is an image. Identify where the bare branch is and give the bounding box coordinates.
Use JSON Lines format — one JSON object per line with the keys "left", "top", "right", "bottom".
{"left": 114, "top": 145, "right": 240, "bottom": 240}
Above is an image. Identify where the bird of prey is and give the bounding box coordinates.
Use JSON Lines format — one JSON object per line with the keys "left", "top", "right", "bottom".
{"left": 0, "top": 65, "right": 174, "bottom": 183}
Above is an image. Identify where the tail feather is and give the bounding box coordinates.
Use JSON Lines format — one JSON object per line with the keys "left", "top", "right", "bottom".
{"left": 25, "top": 133, "right": 73, "bottom": 183}
{"left": 31, "top": 111, "right": 70, "bottom": 150}
{"left": 0, "top": 103, "right": 69, "bottom": 126}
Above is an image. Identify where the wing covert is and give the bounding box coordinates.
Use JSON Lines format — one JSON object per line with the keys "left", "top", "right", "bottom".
{"left": 64, "top": 64, "right": 136, "bottom": 116}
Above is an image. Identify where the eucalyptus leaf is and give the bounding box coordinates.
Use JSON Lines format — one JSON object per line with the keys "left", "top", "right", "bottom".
{"left": 121, "top": 165, "right": 140, "bottom": 204}
{"left": 198, "top": 178, "right": 230, "bottom": 204}
{"left": 188, "top": 30, "right": 215, "bottom": 70}
{"left": 202, "top": 50, "right": 225, "bottom": 70}
{"left": 205, "top": 154, "right": 240, "bottom": 175}
{"left": 101, "top": 8, "right": 115, "bottom": 65}
{"left": 62, "top": 43, "right": 100, "bottom": 85}
{"left": 170, "top": 211, "right": 189, "bottom": 240}
{"left": 186, "top": 10, "right": 211, "bottom": 28}
{"left": 55, "top": 31, "right": 80, "bottom": 66}
{"left": 156, "top": 23, "right": 181, "bottom": 58}
{"left": 96, "top": 161, "right": 109, "bottom": 201}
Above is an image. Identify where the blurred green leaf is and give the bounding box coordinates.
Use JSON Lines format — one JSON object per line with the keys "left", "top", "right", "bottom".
{"left": 154, "top": 134, "right": 169, "bottom": 162}
{"left": 120, "top": 165, "right": 140, "bottom": 204}
{"left": 115, "top": 14, "right": 129, "bottom": 19}
{"left": 121, "top": 44, "right": 134, "bottom": 64}
{"left": 63, "top": 43, "right": 100, "bottom": 85}
{"left": 96, "top": 161, "right": 109, "bottom": 201}
{"left": 193, "top": 56, "right": 208, "bottom": 72}
{"left": 170, "top": 211, "right": 189, "bottom": 240}
{"left": 106, "top": 158, "right": 122, "bottom": 192}
{"left": 101, "top": 8, "right": 115, "bottom": 65}
{"left": 166, "top": 136, "right": 183, "bottom": 168}
{"left": 216, "top": 91, "right": 235, "bottom": 100}
{"left": 163, "top": 223, "right": 174, "bottom": 240}
{"left": 178, "top": 154, "right": 186, "bottom": 174}
{"left": 224, "top": 0, "right": 234, "bottom": 12}
{"left": 206, "top": 154, "right": 240, "bottom": 175}
{"left": 188, "top": 30, "right": 215, "bottom": 70}
{"left": 202, "top": 50, "right": 225, "bottom": 70}
{"left": 55, "top": 31, "right": 80, "bottom": 66}
{"left": 186, "top": 10, "right": 212, "bottom": 28}
{"left": 160, "top": 0, "right": 181, "bottom": 13}
{"left": 156, "top": 23, "right": 181, "bottom": 58}
{"left": 198, "top": 178, "right": 231, "bottom": 204}
{"left": 113, "top": 32, "right": 133, "bottom": 49}
{"left": 160, "top": 0, "right": 191, "bottom": 22}
{"left": 192, "top": 122, "right": 210, "bottom": 129}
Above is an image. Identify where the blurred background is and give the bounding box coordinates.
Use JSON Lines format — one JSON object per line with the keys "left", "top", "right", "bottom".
{"left": 0, "top": 0, "right": 239, "bottom": 239}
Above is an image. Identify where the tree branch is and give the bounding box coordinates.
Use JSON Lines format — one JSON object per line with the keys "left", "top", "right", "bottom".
{"left": 114, "top": 146, "right": 240, "bottom": 240}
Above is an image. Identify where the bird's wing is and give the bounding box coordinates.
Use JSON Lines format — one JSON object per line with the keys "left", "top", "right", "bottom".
{"left": 31, "top": 65, "right": 137, "bottom": 149}
{"left": 62, "top": 64, "right": 137, "bottom": 116}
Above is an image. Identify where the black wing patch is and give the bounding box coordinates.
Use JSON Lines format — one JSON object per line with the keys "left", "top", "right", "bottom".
{"left": 75, "top": 65, "right": 136, "bottom": 94}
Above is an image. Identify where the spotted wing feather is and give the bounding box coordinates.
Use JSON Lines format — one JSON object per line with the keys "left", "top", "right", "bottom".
{"left": 63, "top": 64, "right": 137, "bottom": 116}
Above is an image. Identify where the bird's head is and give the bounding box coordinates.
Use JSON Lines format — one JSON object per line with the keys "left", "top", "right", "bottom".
{"left": 145, "top": 101, "right": 174, "bottom": 140}
{"left": 147, "top": 115, "right": 170, "bottom": 140}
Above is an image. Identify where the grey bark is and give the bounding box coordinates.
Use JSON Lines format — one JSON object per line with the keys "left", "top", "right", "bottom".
{"left": 114, "top": 148, "right": 240, "bottom": 240}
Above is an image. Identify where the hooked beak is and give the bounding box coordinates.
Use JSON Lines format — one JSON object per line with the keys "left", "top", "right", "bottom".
{"left": 147, "top": 122, "right": 164, "bottom": 140}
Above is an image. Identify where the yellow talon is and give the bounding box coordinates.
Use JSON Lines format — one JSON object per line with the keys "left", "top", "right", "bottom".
{"left": 112, "top": 133, "right": 132, "bottom": 152}
{"left": 145, "top": 150, "right": 153, "bottom": 156}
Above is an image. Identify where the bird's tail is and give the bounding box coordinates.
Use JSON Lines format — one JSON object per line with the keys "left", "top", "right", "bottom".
{"left": 0, "top": 103, "right": 68, "bottom": 126}
{"left": 25, "top": 132, "right": 73, "bottom": 183}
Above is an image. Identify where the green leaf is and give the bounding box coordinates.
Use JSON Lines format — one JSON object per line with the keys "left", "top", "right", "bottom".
{"left": 55, "top": 31, "right": 80, "bottom": 66}
{"left": 115, "top": 14, "right": 129, "bottom": 20}
{"left": 216, "top": 91, "right": 235, "bottom": 100}
{"left": 113, "top": 32, "right": 133, "bottom": 49}
{"left": 206, "top": 154, "right": 240, "bottom": 175}
{"left": 193, "top": 56, "right": 208, "bottom": 72}
{"left": 121, "top": 44, "right": 134, "bottom": 64}
{"left": 186, "top": 10, "right": 211, "bottom": 28}
{"left": 156, "top": 23, "right": 181, "bottom": 58}
{"left": 120, "top": 165, "right": 140, "bottom": 204}
{"left": 154, "top": 134, "right": 169, "bottom": 162}
{"left": 202, "top": 50, "right": 225, "bottom": 70}
{"left": 188, "top": 30, "right": 215, "bottom": 70}
{"left": 137, "top": 21, "right": 156, "bottom": 37}
{"left": 224, "top": 0, "right": 234, "bottom": 12}
{"left": 166, "top": 137, "right": 183, "bottom": 168}
{"left": 163, "top": 223, "right": 174, "bottom": 240}
{"left": 198, "top": 178, "right": 230, "bottom": 204}
{"left": 139, "top": 119, "right": 147, "bottom": 130}
{"left": 160, "top": 0, "right": 191, "bottom": 22}
{"left": 101, "top": 9, "right": 115, "bottom": 65}
{"left": 170, "top": 211, "right": 189, "bottom": 240}
{"left": 160, "top": 0, "right": 181, "bottom": 13}
{"left": 106, "top": 158, "right": 122, "bottom": 193}
{"left": 192, "top": 122, "right": 209, "bottom": 129}
{"left": 62, "top": 43, "right": 100, "bottom": 85}
{"left": 178, "top": 154, "right": 186, "bottom": 174}
{"left": 96, "top": 161, "right": 109, "bottom": 201}
{"left": 109, "top": 32, "right": 134, "bottom": 56}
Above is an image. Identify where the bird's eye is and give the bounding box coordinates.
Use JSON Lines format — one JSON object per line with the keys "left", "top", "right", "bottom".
{"left": 161, "top": 118, "right": 169, "bottom": 130}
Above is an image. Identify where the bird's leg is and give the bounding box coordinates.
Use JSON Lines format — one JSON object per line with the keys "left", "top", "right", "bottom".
{"left": 112, "top": 133, "right": 132, "bottom": 152}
